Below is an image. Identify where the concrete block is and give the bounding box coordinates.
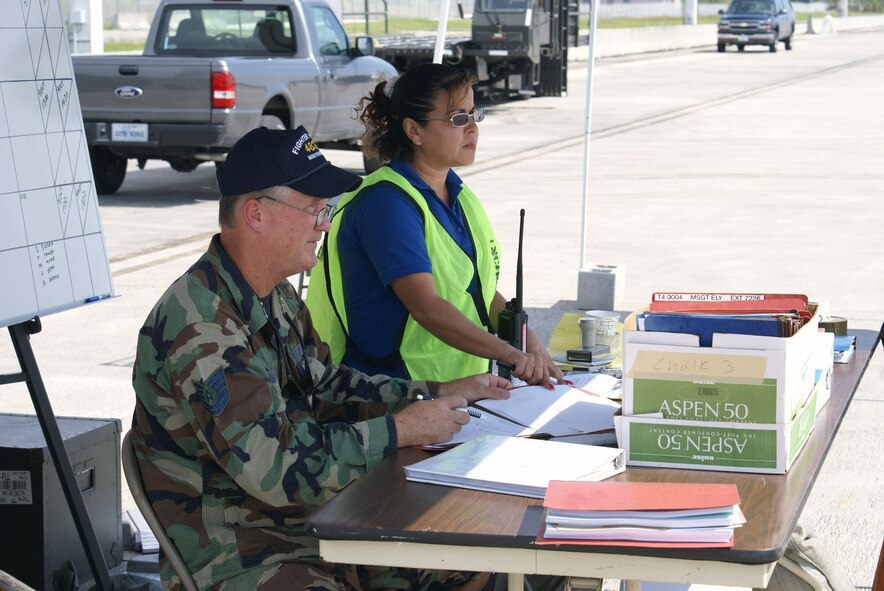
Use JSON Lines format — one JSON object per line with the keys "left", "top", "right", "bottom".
{"left": 577, "top": 264, "right": 625, "bottom": 311}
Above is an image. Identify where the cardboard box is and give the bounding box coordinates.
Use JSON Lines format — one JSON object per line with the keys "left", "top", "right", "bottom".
{"left": 623, "top": 311, "right": 820, "bottom": 424}
{"left": 615, "top": 385, "right": 818, "bottom": 474}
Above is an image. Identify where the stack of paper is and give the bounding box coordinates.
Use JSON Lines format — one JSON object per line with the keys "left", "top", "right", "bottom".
{"left": 536, "top": 481, "right": 743, "bottom": 548}
{"left": 126, "top": 507, "right": 159, "bottom": 553}
{"left": 833, "top": 335, "right": 855, "bottom": 364}
{"left": 404, "top": 434, "right": 625, "bottom": 498}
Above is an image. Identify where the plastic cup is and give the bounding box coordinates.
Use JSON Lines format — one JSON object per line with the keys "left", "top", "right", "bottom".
{"left": 585, "top": 310, "right": 620, "bottom": 350}
{"left": 578, "top": 317, "right": 599, "bottom": 348}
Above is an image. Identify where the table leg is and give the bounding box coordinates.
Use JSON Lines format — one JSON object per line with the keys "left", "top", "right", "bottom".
{"left": 507, "top": 572, "right": 525, "bottom": 591}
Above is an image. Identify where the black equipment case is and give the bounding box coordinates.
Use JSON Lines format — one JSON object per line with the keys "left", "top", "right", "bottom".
{"left": 0, "top": 413, "right": 122, "bottom": 589}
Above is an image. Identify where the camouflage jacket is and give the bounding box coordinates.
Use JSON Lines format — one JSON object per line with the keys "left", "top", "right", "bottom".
{"left": 131, "top": 235, "right": 434, "bottom": 590}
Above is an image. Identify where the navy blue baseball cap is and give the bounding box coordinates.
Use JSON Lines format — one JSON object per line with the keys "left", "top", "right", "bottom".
{"left": 216, "top": 126, "right": 362, "bottom": 198}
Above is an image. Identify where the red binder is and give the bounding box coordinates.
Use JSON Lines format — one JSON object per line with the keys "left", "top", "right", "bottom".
{"left": 543, "top": 481, "right": 739, "bottom": 512}
{"left": 649, "top": 292, "right": 809, "bottom": 316}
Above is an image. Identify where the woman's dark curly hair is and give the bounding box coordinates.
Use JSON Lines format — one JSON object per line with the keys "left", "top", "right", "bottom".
{"left": 358, "top": 63, "right": 479, "bottom": 163}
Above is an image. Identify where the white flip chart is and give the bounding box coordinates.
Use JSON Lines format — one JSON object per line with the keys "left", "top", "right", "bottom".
{"left": 0, "top": 0, "right": 114, "bottom": 328}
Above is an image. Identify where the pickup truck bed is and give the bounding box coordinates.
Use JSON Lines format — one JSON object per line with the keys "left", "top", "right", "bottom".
{"left": 74, "top": 0, "right": 394, "bottom": 194}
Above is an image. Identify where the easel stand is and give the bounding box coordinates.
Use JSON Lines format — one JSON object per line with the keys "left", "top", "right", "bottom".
{"left": 1, "top": 317, "right": 111, "bottom": 591}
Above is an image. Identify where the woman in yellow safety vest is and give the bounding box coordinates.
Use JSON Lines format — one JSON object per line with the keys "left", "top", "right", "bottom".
{"left": 307, "top": 63, "right": 561, "bottom": 385}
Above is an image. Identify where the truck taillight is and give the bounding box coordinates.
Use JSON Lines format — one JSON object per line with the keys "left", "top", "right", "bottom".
{"left": 212, "top": 71, "right": 236, "bottom": 109}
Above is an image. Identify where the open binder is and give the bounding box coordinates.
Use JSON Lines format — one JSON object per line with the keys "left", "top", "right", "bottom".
{"left": 404, "top": 434, "right": 625, "bottom": 498}
{"left": 420, "top": 373, "right": 621, "bottom": 450}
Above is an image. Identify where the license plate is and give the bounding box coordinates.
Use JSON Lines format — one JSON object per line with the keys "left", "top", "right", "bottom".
{"left": 737, "top": 34, "right": 749, "bottom": 42}
{"left": 111, "top": 123, "right": 148, "bottom": 142}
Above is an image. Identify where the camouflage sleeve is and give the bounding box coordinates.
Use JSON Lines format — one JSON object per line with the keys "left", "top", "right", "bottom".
{"left": 167, "top": 320, "right": 392, "bottom": 510}
{"left": 294, "top": 291, "right": 441, "bottom": 425}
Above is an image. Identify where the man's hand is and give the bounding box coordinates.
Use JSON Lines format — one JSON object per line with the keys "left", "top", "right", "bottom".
{"left": 393, "top": 396, "right": 471, "bottom": 448}
{"left": 437, "top": 373, "right": 511, "bottom": 404}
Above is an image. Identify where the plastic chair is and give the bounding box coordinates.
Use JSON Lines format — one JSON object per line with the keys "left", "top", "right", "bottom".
{"left": 121, "top": 430, "right": 199, "bottom": 591}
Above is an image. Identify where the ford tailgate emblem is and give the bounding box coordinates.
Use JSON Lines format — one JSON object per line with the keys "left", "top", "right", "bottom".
{"left": 114, "top": 86, "right": 143, "bottom": 98}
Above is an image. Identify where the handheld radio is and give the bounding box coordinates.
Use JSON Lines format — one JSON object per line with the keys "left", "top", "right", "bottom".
{"left": 497, "top": 209, "right": 528, "bottom": 378}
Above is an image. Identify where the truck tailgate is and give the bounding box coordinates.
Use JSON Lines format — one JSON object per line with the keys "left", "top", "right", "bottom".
{"left": 73, "top": 56, "right": 213, "bottom": 123}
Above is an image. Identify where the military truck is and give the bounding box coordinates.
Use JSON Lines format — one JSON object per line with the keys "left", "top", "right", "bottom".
{"left": 372, "top": 0, "right": 576, "bottom": 99}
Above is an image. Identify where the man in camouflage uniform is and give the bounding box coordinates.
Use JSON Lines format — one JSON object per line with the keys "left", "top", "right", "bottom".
{"left": 131, "top": 126, "right": 511, "bottom": 591}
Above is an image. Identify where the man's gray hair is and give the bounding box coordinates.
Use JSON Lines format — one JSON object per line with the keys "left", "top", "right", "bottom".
{"left": 218, "top": 185, "right": 290, "bottom": 228}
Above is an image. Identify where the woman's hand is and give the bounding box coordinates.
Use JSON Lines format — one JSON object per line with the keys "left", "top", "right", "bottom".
{"left": 503, "top": 329, "right": 564, "bottom": 386}
{"left": 526, "top": 328, "right": 564, "bottom": 382}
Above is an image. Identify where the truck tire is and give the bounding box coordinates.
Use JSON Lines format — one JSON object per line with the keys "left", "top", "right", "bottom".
{"left": 169, "top": 158, "right": 200, "bottom": 172}
{"left": 769, "top": 33, "right": 778, "bottom": 52}
{"left": 90, "top": 147, "right": 127, "bottom": 195}
{"left": 258, "top": 114, "right": 286, "bottom": 130}
{"left": 718, "top": 43, "right": 726, "bottom": 52}
{"left": 784, "top": 34, "right": 793, "bottom": 50}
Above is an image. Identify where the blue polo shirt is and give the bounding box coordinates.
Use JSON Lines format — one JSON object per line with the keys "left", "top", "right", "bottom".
{"left": 336, "top": 159, "right": 477, "bottom": 378}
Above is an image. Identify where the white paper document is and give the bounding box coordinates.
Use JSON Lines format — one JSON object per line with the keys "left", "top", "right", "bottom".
{"left": 473, "top": 380, "right": 621, "bottom": 437}
{"left": 546, "top": 506, "right": 746, "bottom": 529}
{"left": 563, "top": 373, "right": 620, "bottom": 395}
{"left": 404, "top": 434, "right": 626, "bottom": 498}
{"left": 419, "top": 410, "right": 535, "bottom": 450}
{"left": 542, "top": 524, "right": 735, "bottom": 543}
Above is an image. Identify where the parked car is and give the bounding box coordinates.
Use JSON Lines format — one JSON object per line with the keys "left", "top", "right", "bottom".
{"left": 73, "top": 0, "right": 396, "bottom": 194}
{"left": 717, "top": 0, "right": 795, "bottom": 53}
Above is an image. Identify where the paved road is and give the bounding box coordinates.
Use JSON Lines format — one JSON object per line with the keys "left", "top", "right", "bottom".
{"left": 2, "top": 27, "right": 882, "bottom": 586}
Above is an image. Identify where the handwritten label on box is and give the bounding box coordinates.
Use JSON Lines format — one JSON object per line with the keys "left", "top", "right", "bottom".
{"left": 627, "top": 350, "right": 767, "bottom": 385}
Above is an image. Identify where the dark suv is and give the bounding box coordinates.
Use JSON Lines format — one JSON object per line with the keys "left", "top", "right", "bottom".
{"left": 717, "top": 0, "right": 795, "bottom": 52}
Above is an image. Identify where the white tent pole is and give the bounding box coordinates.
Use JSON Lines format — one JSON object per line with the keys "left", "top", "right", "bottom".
{"left": 433, "top": 0, "right": 452, "bottom": 64}
{"left": 579, "top": 0, "right": 600, "bottom": 269}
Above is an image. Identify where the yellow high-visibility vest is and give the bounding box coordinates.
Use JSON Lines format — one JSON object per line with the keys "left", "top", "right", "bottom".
{"left": 307, "top": 167, "right": 500, "bottom": 381}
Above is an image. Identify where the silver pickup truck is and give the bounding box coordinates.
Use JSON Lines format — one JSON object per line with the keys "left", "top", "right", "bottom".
{"left": 73, "top": 0, "right": 395, "bottom": 194}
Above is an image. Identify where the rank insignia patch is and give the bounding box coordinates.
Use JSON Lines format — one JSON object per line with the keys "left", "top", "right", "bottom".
{"left": 195, "top": 368, "right": 231, "bottom": 416}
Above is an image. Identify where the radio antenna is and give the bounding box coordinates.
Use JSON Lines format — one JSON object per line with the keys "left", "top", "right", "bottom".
{"left": 496, "top": 209, "right": 529, "bottom": 368}
{"left": 516, "top": 208, "right": 525, "bottom": 311}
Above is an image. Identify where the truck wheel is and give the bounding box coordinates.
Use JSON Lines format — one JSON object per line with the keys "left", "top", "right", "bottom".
{"left": 169, "top": 158, "right": 200, "bottom": 173}
{"left": 258, "top": 115, "right": 286, "bottom": 130}
{"left": 362, "top": 152, "right": 382, "bottom": 174}
{"left": 784, "top": 35, "right": 792, "bottom": 50}
{"left": 737, "top": 44, "right": 745, "bottom": 52}
{"left": 718, "top": 43, "right": 726, "bottom": 52}
{"left": 90, "top": 147, "right": 127, "bottom": 195}
{"left": 769, "top": 35, "right": 778, "bottom": 52}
